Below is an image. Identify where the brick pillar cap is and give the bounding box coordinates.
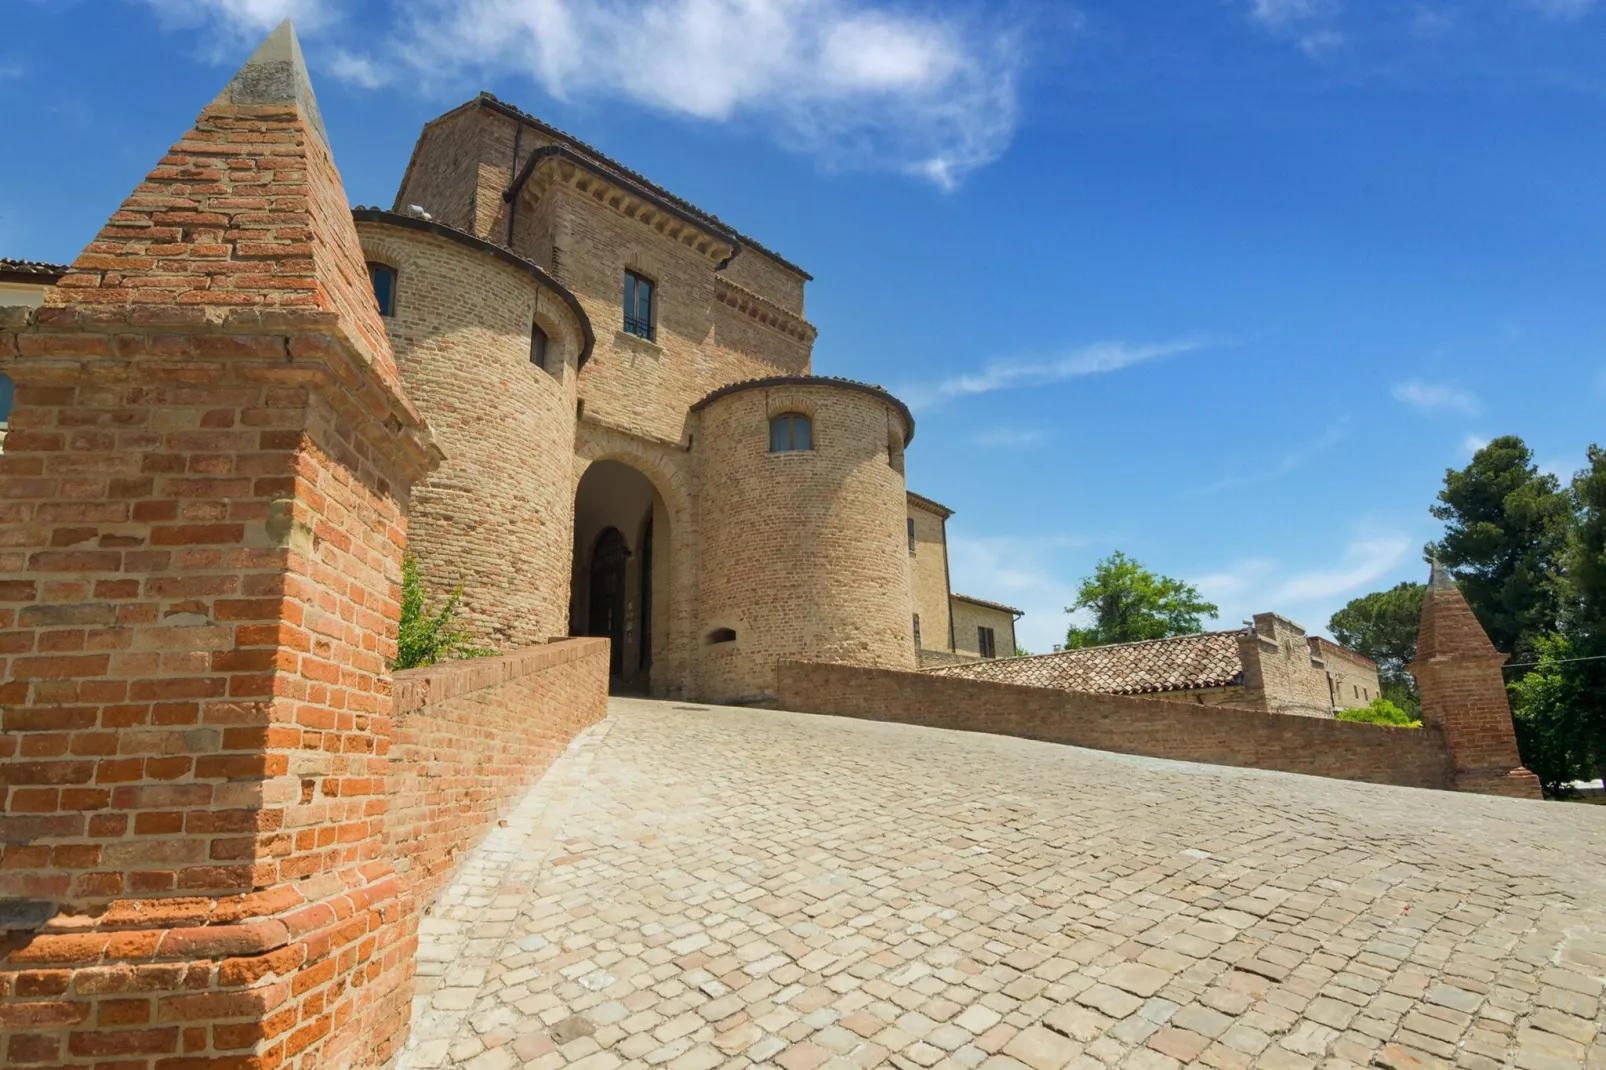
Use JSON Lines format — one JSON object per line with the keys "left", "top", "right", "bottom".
{"left": 210, "top": 18, "right": 328, "bottom": 147}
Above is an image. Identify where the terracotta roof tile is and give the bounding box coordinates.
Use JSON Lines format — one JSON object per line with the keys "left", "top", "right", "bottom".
{"left": 0, "top": 258, "right": 68, "bottom": 281}
{"left": 925, "top": 630, "right": 1245, "bottom": 695}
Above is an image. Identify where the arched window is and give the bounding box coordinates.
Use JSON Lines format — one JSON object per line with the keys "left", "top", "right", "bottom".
{"left": 769, "top": 412, "right": 812, "bottom": 453}
{"left": 530, "top": 323, "right": 549, "bottom": 369}
{"left": 367, "top": 262, "right": 397, "bottom": 317}
{"left": 706, "top": 627, "right": 737, "bottom": 645}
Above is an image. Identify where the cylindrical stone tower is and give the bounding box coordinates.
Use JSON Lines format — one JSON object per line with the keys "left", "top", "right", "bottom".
{"left": 693, "top": 376, "right": 917, "bottom": 702}
{"left": 355, "top": 211, "right": 592, "bottom": 649}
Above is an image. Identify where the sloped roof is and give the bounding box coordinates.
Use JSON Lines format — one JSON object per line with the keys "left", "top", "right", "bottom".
{"left": 925, "top": 630, "right": 1246, "bottom": 695}
{"left": 0, "top": 259, "right": 68, "bottom": 282}
{"left": 952, "top": 593, "right": 1023, "bottom": 617}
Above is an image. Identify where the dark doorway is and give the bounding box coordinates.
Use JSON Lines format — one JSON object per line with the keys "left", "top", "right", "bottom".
{"left": 638, "top": 516, "right": 653, "bottom": 673}
{"left": 588, "top": 527, "right": 628, "bottom": 675}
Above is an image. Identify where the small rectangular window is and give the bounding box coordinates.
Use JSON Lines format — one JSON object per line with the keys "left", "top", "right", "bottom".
{"left": 907, "top": 517, "right": 916, "bottom": 553}
{"left": 624, "top": 270, "right": 655, "bottom": 340}
{"left": 530, "top": 323, "right": 548, "bottom": 369}
{"left": 368, "top": 263, "right": 396, "bottom": 317}
{"left": 978, "top": 626, "right": 996, "bottom": 659}
{"left": 913, "top": 614, "right": 921, "bottom": 649}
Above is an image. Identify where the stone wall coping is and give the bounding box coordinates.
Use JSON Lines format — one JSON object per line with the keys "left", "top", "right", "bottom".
{"left": 690, "top": 375, "right": 916, "bottom": 446}
{"left": 393, "top": 637, "right": 609, "bottom": 714}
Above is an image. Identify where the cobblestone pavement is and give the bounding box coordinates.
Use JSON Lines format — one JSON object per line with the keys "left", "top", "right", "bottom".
{"left": 399, "top": 699, "right": 1606, "bottom": 1070}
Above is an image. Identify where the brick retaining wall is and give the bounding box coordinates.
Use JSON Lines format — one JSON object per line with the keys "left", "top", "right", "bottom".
{"left": 777, "top": 661, "right": 1453, "bottom": 790}
{"left": 387, "top": 638, "right": 610, "bottom": 906}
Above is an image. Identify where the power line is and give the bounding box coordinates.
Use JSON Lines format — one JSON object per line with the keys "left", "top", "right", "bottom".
{"left": 1500, "top": 653, "right": 1606, "bottom": 672}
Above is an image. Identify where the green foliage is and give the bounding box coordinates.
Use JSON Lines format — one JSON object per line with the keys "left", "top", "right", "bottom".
{"left": 1064, "top": 551, "right": 1218, "bottom": 649}
{"left": 1329, "top": 581, "right": 1424, "bottom": 693}
{"left": 1556, "top": 445, "right": 1606, "bottom": 787}
{"left": 1427, "top": 435, "right": 1571, "bottom": 660}
{"left": 393, "top": 554, "right": 495, "bottom": 670}
{"left": 1335, "top": 696, "right": 1421, "bottom": 728}
{"left": 1015, "top": 646, "right": 1032, "bottom": 658}
{"left": 1508, "top": 632, "right": 1594, "bottom": 798}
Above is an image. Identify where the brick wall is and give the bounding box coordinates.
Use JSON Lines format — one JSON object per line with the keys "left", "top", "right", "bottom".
{"left": 354, "top": 220, "right": 582, "bottom": 651}
{"left": 696, "top": 383, "right": 916, "bottom": 703}
{"left": 906, "top": 497, "right": 952, "bottom": 656}
{"left": 776, "top": 661, "right": 1454, "bottom": 790}
{"left": 386, "top": 638, "right": 609, "bottom": 907}
{"left": 951, "top": 599, "right": 1017, "bottom": 660}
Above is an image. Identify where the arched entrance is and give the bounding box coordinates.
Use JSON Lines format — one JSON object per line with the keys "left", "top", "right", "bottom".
{"left": 570, "top": 460, "right": 670, "bottom": 694}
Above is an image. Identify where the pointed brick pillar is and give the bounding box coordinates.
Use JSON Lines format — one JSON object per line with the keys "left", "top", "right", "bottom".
{"left": 1408, "top": 562, "right": 1542, "bottom": 800}
{"left": 0, "top": 21, "right": 440, "bottom": 1068}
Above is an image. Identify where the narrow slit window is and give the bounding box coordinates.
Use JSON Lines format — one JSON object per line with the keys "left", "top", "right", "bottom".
{"left": 530, "top": 322, "right": 549, "bottom": 369}
{"left": 368, "top": 263, "right": 397, "bottom": 317}
{"left": 624, "top": 270, "right": 655, "bottom": 340}
{"left": 907, "top": 517, "right": 916, "bottom": 553}
{"left": 769, "top": 413, "right": 812, "bottom": 453}
{"left": 913, "top": 614, "right": 922, "bottom": 649}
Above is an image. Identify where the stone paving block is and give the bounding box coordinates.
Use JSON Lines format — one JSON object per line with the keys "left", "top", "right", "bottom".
{"left": 394, "top": 704, "right": 1606, "bottom": 1070}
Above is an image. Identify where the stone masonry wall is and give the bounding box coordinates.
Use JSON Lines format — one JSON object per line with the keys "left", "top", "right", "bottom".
{"left": 951, "top": 600, "right": 1017, "bottom": 660}
{"left": 355, "top": 221, "right": 581, "bottom": 651}
{"left": 386, "top": 638, "right": 609, "bottom": 908}
{"left": 1314, "top": 638, "right": 1384, "bottom": 710}
{"left": 695, "top": 384, "right": 915, "bottom": 703}
{"left": 906, "top": 497, "right": 952, "bottom": 656}
{"left": 777, "top": 661, "right": 1454, "bottom": 790}
{"left": 1239, "top": 614, "right": 1341, "bottom": 718}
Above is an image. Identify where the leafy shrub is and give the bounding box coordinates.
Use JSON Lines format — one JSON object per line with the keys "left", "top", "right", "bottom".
{"left": 393, "top": 554, "right": 495, "bottom": 670}
{"left": 1335, "top": 696, "right": 1422, "bottom": 728}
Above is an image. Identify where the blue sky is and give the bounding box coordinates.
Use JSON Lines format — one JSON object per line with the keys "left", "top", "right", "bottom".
{"left": 3, "top": 0, "right": 1603, "bottom": 654}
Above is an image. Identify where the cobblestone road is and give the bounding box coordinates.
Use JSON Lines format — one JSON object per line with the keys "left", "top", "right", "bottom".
{"left": 399, "top": 699, "right": 1606, "bottom": 1070}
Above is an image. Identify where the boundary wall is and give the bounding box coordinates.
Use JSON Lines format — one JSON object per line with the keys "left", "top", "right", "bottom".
{"left": 777, "top": 661, "right": 1454, "bottom": 790}
{"left": 386, "top": 638, "right": 609, "bottom": 906}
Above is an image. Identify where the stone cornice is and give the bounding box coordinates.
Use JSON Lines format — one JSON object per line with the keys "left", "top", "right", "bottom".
{"left": 714, "top": 276, "right": 816, "bottom": 344}
{"left": 516, "top": 149, "right": 737, "bottom": 269}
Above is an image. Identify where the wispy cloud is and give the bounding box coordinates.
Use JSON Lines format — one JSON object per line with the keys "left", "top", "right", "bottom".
{"left": 1195, "top": 422, "right": 1347, "bottom": 496}
{"left": 145, "top": 0, "right": 1031, "bottom": 190}
{"left": 973, "top": 427, "right": 1051, "bottom": 450}
{"left": 1194, "top": 531, "right": 1415, "bottom": 632}
{"left": 946, "top": 533, "right": 1097, "bottom": 654}
{"left": 0, "top": 63, "right": 22, "bottom": 80}
{"left": 1519, "top": 0, "right": 1597, "bottom": 20}
{"left": 1391, "top": 379, "right": 1482, "bottom": 416}
{"left": 1463, "top": 433, "right": 1489, "bottom": 455}
{"left": 1245, "top": 0, "right": 1345, "bottom": 56}
{"left": 900, "top": 338, "right": 1207, "bottom": 410}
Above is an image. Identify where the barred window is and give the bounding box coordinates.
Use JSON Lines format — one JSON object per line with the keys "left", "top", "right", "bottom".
{"left": 624, "top": 270, "right": 655, "bottom": 340}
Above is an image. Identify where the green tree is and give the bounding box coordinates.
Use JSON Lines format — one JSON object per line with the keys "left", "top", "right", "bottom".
{"left": 1507, "top": 633, "right": 1594, "bottom": 798}
{"left": 1064, "top": 551, "right": 1218, "bottom": 649}
{"left": 394, "top": 554, "right": 495, "bottom": 670}
{"left": 1427, "top": 435, "right": 1571, "bottom": 660}
{"left": 1328, "top": 581, "right": 1424, "bottom": 694}
{"left": 1559, "top": 445, "right": 1606, "bottom": 784}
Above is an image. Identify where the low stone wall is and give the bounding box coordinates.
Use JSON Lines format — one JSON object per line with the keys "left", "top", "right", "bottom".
{"left": 777, "top": 660, "right": 1454, "bottom": 790}
{"left": 388, "top": 638, "right": 610, "bottom": 905}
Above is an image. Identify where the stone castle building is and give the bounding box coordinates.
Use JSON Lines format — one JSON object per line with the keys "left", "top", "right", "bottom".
{"left": 347, "top": 93, "right": 1029, "bottom": 702}
{"left": 927, "top": 611, "right": 1383, "bottom": 718}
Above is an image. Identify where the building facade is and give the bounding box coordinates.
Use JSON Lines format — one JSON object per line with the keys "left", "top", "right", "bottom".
{"left": 344, "top": 94, "right": 1014, "bottom": 703}
{"left": 927, "top": 611, "right": 1381, "bottom": 717}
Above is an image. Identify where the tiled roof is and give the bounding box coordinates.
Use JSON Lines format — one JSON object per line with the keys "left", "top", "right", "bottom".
{"left": 925, "top": 630, "right": 1246, "bottom": 695}
{"left": 952, "top": 593, "right": 1023, "bottom": 617}
{"left": 0, "top": 259, "right": 68, "bottom": 281}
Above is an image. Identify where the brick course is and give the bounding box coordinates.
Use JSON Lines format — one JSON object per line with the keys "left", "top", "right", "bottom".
{"left": 777, "top": 660, "right": 1455, "bottom": 790}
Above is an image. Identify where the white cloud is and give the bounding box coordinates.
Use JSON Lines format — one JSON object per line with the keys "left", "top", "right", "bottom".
{"left": 1245, "top": 0, "right": 1344, "bottom": 55}
{"left": 900, "top": 338, "right": 1206, "bottom": 410}
{"left": 1463, "top": 433, "right": 1489, "bottom": 455}
{"left": 1391, "top": 380, "right": 1482, "bottom": 416}
{"left": 946, "top": 533, "right": 1093, "bottom": 655}
{"left": 973, "top": 427, "right": 1051, "bottom": 450}
{"left": 1519, "top": 0, "right": 1596, "bottom": 19}
{"left": 318, "top": 0, "right": 1028, "bottom": 190}
{"left": 328, "top": 49, "right": 388, "bottom": 89}
{"left": 1194, "top": 532, "right": 1415, "bottom": 634}
{"left": 143, "top": 0, "right": 341, "bottom": 40}
{"left": 0, "top": 63, "right": 22, "bottom": 80}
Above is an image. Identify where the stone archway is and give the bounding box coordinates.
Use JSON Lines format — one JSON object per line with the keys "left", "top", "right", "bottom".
{"left": 571, "top": 459, "right": 673, "bottom": 695}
